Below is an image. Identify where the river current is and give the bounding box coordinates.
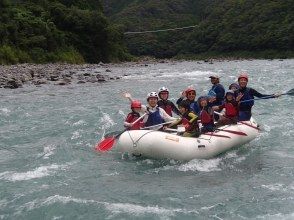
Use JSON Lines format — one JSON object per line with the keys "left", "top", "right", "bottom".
{"left": 0, "top": 59, "right": 293, "bottom": 219}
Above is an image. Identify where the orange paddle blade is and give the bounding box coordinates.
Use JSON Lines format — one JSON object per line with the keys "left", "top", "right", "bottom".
{"left": 95, "top": 137, "right": 116, "bottom": 152}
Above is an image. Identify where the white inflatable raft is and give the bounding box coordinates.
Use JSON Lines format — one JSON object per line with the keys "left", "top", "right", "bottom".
{"left": 115, "top": 118, "right": 260, "bottom": 161}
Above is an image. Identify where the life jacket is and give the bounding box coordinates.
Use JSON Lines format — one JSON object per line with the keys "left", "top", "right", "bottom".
{"left": 158, "top": 100, "right": 173, "bottom": 116}
{"left": 125, "top": 112, "right": 141, "bottom": 130}
{"left": 225, "top": 102, "right": 238, "bottom": 117}
{"left": 200, "top": 108, "right": 214, "bottom": 125}
{"left": 181, "top": 112, "right": 199, "bottom": 132}
{"left": 145, "top": 107, "right": 165, "bottom": 127}
{"left": 239, "top": 87, "right": 254, "bottom": 109}
{"left": 208, "top": 84, "right": 225, "bottom": 106}
{"left": 190, "top": 102, "right": 200, "bottom": 115}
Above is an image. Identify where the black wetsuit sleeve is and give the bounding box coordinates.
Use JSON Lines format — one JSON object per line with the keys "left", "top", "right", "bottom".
{"left": 171, "top": 101, "right": 181, "bottom": 116}
{"left": 176, "top": 97, "right": 184, "bottom": 105}
{"left": 250, "top": 88, "right": 273, "bottom": 98}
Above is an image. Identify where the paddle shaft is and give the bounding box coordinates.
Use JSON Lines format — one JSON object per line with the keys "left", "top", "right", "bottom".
{"left": 240, "top": 88, "right": 294, "bottom": 103}
{"left": 142, "top": 120, "right": 178, "bottom": 130}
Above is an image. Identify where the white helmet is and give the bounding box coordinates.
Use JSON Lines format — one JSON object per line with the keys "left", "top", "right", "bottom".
{"left": 147, "top": 92, "right": 159, "bottom": 101}
{"left": 158, "top": 86, "right": 169, "bottom": 94}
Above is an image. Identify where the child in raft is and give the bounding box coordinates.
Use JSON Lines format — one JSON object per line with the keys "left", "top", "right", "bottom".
{"left": 213, "top": 90, "right": 239, "bottom": 126}
{"left": 168, "top": 100, "right": 200, "bottom": 137}
{"left": 198, "top": 96, "right": 215, "bottom": 133}
{"left": 124, "top": 100, "right": 144, "bottom": 130}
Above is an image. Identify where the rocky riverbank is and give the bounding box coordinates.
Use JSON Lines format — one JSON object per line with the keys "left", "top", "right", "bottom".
{"left": 0, "top": 63, "right": 125, "bottom": 89}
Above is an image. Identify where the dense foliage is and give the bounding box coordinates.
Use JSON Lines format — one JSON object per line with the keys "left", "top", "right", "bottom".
{"left": 103, "top": 0, "right": 294, "bottom": 59}
{"left": 0, "top": 0, "right": 130, "bottom": 64}
{"left": 1, "top": 0, "right": 293, "bottom": 64}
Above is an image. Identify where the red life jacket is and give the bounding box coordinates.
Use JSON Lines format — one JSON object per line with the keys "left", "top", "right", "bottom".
{"left": 163, "top": 105, "right": 173, "bottom": 116}
{"left": 125, "top": 112, "right": 142, "bottom": 130}
{"left": 200, "top": 109, "right": 213, "bottom": 124}
{"left": 181, "top": 113, "right": 199, "bottom": 132}
{"left": 158, "top": 100, "right": 173, "bottom": 116}
{"left": 181, "top": 117, "right": 190, "bottom": 128}
{"left": 225, "top": 103, "right": 238, "bottom": 117}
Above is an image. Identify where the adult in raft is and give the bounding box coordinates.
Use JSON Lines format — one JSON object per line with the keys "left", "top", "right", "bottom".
{"left": 157, "top": 87, "right": 181, "bottom": 117}
{"left": 176, "top": 87, "right": 200, "bottom": 115}
{"left": 143, "top": 92, "right": 177, "bottom": 127}
{"left": 207, "top": 74, "right": 225, "bottom": 120}
{"left": 237, "top": 72, "right": 280, "bottom": 121}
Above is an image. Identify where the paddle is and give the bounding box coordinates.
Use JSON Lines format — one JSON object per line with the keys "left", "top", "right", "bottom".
{"left": 142, "top": 120, "right": 179, "bottom": 130}
{"left": 240, "top": 88, "right": 294, "bottom": 103}
{"left": 95, "top": 113, "right": 146, "bottom": 152}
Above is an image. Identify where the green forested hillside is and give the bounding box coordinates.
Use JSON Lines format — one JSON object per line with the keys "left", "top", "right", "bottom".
{"left": 1, "top": 0, "right": 293, "bottom": 64}
{"left": 0, "top": 0, "right": 130, "bottom": 64}
{"left": 103, "top": 0, "right": 294, "bottom": 59}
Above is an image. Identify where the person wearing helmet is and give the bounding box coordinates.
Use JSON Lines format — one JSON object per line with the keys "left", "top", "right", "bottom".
{"left": 197, "top": 96, "right": 215, "bottom": 133}
{"left": 168, "top": 100, "right": 200, "bottom": 137}
{"left": 208, "top": 74, "right": 225, "bottom": 121}
{"left": 176, "top": 87, "right": 200, "bottom": 114}
{"left": 143, "top": 92, "right": 177, "bottom": 127}
{"left": 237, "top": 72, "right": 280, "bottom": 121}
{"left": 229, "top": 83, "right": 240, "bottom": 92}
{"left": 124, "top": 100, "right": 143, "bottom": 130}
{"left": 213, "top": 90, "right": 239, "bottom": 126}
{"left": 157, "top": 86, "right": 181, "bottom": 117}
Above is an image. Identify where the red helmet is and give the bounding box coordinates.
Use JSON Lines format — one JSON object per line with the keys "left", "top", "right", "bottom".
{"left": 238, "top": 73, "right": 249, "bottom": 81}
{"left": 185, "top": 87, "right": 196, "bottom": 95}
{"left": 131, "top": 100, "right": 142, "bottom": 108}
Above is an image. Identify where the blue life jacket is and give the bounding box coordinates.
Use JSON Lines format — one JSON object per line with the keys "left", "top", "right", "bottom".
{"left": 239, "top": 88, "right": 254, "bottom": 110}
{"left": 190, "top": 102, "right": 200, "bottom": 115}
{"left": 145, "top": 107, "right": 165, "bottom": 127}
{"left": 208, "top": 84, "right": 225, "bottom": 106}
{"left": 238, "top": 111, "right": 251, "bottom": 121}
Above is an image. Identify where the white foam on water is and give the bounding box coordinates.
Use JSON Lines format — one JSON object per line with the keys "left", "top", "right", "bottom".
{"left": 118, "top": 109, "right": 126, "bottom": 118}
{"left": 72, "top": 120, "right": 86, "bottom": 126}
{"left": 14, "top": 195, "right": 97, "bottom": 215}
{"left": 14, "top": 195, "right": 199, "bottom": 219}
{"left": 255, "top": 212, "right": 294, "bottom": 220}
{"left": 0, "top": 164, "right": 68, "bottom": 182}
{"left": 103, "top": 171, "right": 119, "bottom": 176}
{"left": 38, "top": 144, "right": 56, "bottom": 159}
{"left": 106, "top": 202, "right": 199, "bottom": 217}
{"left": 52, "top": 216, "right": 63, "bottom": 220}
{"left": 42, "top": 195, "right": 95, "bottom": 206}
{"left": 138, "top": 159, "right": 154, "bottom": 165}
{"left": 71, "top": 130, "right": 81, "bottom": 140}
{"left": 201, "top": 203, "right": 224, "bottom": 210}
{"left": 123, "top": 70, "right": 217, "bottom": 81}
{"left": 270, "top": 150, "right": 294, "bottom": 159}
{"left": 223, "top": 151, "right": 238, "bottom": 159}
{"left": 261, "top": 184, "right": 286, "bottom": 191}
{"left": 99, "top": 113, "right": 115, "bottom": 130}
{"left": 178, "top": 158, "right": 222, "bottom": 172}
{"left": 0, "top": 107, "right": 11, "bottom": 116}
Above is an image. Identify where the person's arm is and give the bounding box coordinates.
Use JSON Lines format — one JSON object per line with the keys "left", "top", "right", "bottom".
{"left": 159, "top": 108, "right": 177, "bottom": 122}
{"left": 213, "top": 104, "right": 224, "bottom": 111}
{"left": 250, "top": 88, "right": 274, "bottom": 98}
{"left": 124, "top": 113, "right": 133, "bottom": 127}
{"left": 176, "top": 97, "right": 184, "bottom": 105}
{"left": 171, "top": 101, "right": 181, "bottom": 116}
{"left": 214, "top": 84, "right": 225, "bottom": 102}
{"left": 187, "top": 112, "right": 198, "bottom": 124}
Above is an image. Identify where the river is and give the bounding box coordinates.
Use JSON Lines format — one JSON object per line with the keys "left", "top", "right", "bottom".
{"left": 0, "top": 59, "right": 293, "bottom": 219}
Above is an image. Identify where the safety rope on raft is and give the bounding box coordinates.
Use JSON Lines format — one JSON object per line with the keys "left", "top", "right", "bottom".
{"left": 124, "top": 25, "right": 198, "bottom": 35}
